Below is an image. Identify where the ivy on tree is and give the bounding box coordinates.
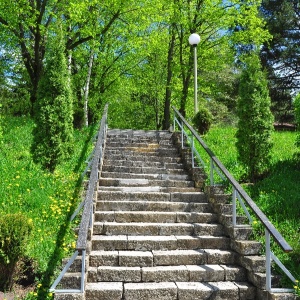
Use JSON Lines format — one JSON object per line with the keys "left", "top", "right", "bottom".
{"left": 31, "top": 34, "right": 74, "bottom": 172}
{"left": 236, "top": 52, "right": 274, "bottom": 182}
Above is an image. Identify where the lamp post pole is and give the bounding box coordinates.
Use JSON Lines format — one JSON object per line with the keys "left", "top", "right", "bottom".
{"left": 188, "top": 33, "right": 201, "bottom": 114}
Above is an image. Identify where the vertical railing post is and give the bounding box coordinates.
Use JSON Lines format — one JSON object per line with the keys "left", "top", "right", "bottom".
{"left": 181, "top": 120, "right": 184, "bottom": 148}
{"left": 210, "top": 159, "right": 214, "bottom": 186}
{"left": 232, "top": 188, "right": 237, "bottom": 226}
{"left": 192, "top": 136, "right": 195, "bottom": 168}
{"left": 265, "top": 229, "right": 272, "bottom": 292}
{"left": 173, "top": 111, "right": 176, "bottom": 132}
{"left": 81, "top": 249, "right": 86, "bottom": 292}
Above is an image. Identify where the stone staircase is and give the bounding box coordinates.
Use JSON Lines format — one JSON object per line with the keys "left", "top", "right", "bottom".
{"left": 56, "top": 129, "right": 297, "bottom": 300}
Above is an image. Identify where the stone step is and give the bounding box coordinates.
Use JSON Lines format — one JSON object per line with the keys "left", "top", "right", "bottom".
{"left": 96, "top": 200, "right": 213, "bottom": 213}
{"left": 103, "top": 154, "right": 181, "bottom": 163}
{"left": 106, "top": 129, "right": 171, "bottom": 138}
{"left": 94, "top": 211, "right": 217, "bottom": 223}
{"left": 93, "top": 222, "right": 224, "bottom": 236}
{"left": 100, "top": 171, "right": 190, "bottom": 181}
{"left": 89, "top": 249, "right": 237, "bottom": 267}
{"left": 98, "top": 186, "right": 201, "bottom": 193}
{"left": 98, "top": 178, "right": 195, "bottom": 188}
{"left": 104, "top": 148, "right": 179, "bottom": 156}
{"left": 97, "top": 191, "right": 207, "bottom": 202}
{"left": 103, "top": 159, "right": 183, "bottom": 169}
{"left": 85, "top": 281, "right": 256, "bottom": 300}
{"left": 91, "top": 235, "right": 231, "bottom": 251}
{"left": 87, "top": 264, "right": 247, "bottom": 283}
{"left": 102, "top": 165, "right": 187, "bottom": 175}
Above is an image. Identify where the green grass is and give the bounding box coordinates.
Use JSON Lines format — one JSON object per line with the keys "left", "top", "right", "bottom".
{"left": 200, "top": 125, "right": 300, "bottom": 288}
{"left": 2, "top": 117, "right": 299, "bottom": 296}
{"left": 0, "top": 116, "right": 97, "bottom": 299}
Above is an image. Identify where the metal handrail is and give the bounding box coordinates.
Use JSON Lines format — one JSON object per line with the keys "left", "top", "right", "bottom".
{"left": 50, "top": 104, "right": 108, "bottom": 293}
{"left": 172, "top": 106, "right": 296, "bottom": 293}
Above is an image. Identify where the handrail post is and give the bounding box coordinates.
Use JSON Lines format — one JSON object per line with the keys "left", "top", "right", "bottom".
{"left": 232, "top": 188, "right": 237, "bottom": 226}
{"left": 181, "top": 120, "right": 184, "bottom": 148}
{"left": 81, "top": 250, "right": 86, "bottom": 292}
{"left": 192, "top": 136, "right": 195, "bottom": 168}
{"left": 210, "top": 159, "right": 214, "bottom": 186}
{"left": 266, "top": 229, "right": 272, "bottom": 291}
{"left": 173, "top": 111, "right": 176, "bottom": 132}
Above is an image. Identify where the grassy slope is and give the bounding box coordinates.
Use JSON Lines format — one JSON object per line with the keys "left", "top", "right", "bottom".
{"left": 0, "top": 116, "right": 96, "bottom": 299}
{"left": 202, "top": 125, "right": 300, "bottom": 286}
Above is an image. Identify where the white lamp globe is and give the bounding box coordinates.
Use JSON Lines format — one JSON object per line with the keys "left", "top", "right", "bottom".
{"left": 188, "top": 33, "right": 201, "bottom": 46}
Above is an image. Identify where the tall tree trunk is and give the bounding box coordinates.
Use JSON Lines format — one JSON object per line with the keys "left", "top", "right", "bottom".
{"left": 162, "top": 26, "right": 176, "bottom": 130}
{"left": 83, "top": 51, "right": 94, "bottom": 127}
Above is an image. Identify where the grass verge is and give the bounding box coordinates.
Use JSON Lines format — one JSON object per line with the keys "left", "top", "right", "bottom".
{"left": 0, "top": 116, "right": 97, "bottom": 299}
{"left": 200, "top": 125, "right": 300, "bottom": 289}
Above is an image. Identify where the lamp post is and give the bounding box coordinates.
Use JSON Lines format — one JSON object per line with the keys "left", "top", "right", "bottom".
{"left": 188, "top": 33, "right": 200, "bottom": 114}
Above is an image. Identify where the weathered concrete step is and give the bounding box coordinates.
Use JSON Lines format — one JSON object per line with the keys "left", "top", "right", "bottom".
{"left": 94, "top": 211, "right": 217, "bottom": 223}
{"left": 97, "top": 191, "right": 207, "bottom": 202}
{"left": 85, "top": 281, "right": 256, "bottom": 300}
{"left": 102, "top": 165, "right": 187, "bottom": 175}
{"left": 88, "top": 264, "right": 247, "bottom": 283}
{"left": 89, "top": 249, "right": 236, "bottom": 267}
{"left": 107, "top": 129, "right": 171, "bottom": 138}
{"left": 100, "top": 171, "right": 190, "bottom": 181}
{"left": 104, "top": 148, "right": 179, "bottom": 156}
{"left": 98, "top": 178, "right": 195, "bottom": 188}
{"left": 59, "top": 272, "right": 81, "bottom": 289}
{"left": 98, "top": 186, "right": 201, "bottom": 193}
{"left": 103, "top": 159, "right": 183, "bottom": 169}
{"left": 93, "top": 222, "right": 224, "bottom": 236}
{"left": 96, "top": 200, "right": 213, "bottom": 213}
{"left": 91, "top": 235, "right": 231, "bottom": 251}
{"left": 103, "top": 154, "right": 181, "bottom": 163}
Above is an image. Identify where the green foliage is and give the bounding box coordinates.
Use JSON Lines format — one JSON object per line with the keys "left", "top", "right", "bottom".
{"left": 0, "top": 104, "right": 2, "bottom": 143}
{"left": 1, "top": 87, "right": 31, "bottom": 116}
{"left": 1, "top": 116, "right": 96, "bottom": 298}
{"left": 32, "top": 35, "right": 74, "bottom": 171}
{"left": 294, "top": 93, "right": 300, "bottom": 147}
{"left": 0, "top": 213, "right": 33, "bottom": 290}
{"left": 192, "top": 106, "right": 213, "bottom": 135}
{"left": 200, "top": 126, "right": 300, "bottom": 286}
{"left": 236, "top": 53, "right": 274, "bottom": 182}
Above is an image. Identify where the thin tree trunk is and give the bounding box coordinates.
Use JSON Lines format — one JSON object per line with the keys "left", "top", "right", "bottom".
{"left": 84, "top": 51, "right": 94, "bottom": 127}
{"left": 162, "top": 25, "right": 176, "bottom": 130}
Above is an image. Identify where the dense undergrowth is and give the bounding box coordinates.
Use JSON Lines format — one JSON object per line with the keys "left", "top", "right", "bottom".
{"left": 200, "top": 125, "right": 300, "bottom": 291}
{"left": 0, "top": 116, "right": 97, "bottom": 299}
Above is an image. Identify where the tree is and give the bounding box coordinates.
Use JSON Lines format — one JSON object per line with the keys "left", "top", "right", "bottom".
{"left": 0, "top": 0, "right": 121, "bottom": 115}
{"left": 260, "top": 0, "right": 300, "bottom": 121}
{"left": 294, "top": 93, "right": 300, "bottom": 154}
{"left": 236, "top": 52, "right": 274, "bottom": 182}
{"left": 31, "top": 33, "right": 73, "bottom": 172}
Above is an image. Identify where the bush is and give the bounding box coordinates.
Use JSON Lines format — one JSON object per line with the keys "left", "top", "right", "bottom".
{"left": 0, "top": 213, "right": 33, "bottom": 290}
{"left": 236, "top": 53, "right": 274, "bottom": 182}
{"left": 294, "top": 94, "right": 300, "bottom": 146}
{"left": 192, "top": 106, "right": 213, "bottom": 135}
{"left": 32, "top": 32, "right": 74, "bottom": 171}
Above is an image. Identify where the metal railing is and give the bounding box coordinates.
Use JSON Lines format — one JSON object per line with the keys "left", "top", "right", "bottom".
{"left": 172, "top": 106, "right": 296, "bottom": 293}
{"left": 50, "top": 104, "right": 108, "bottom": 293}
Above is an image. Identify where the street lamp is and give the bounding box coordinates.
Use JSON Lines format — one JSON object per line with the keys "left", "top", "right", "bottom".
{"left": 188, "top": 33, "right": 200, "bottom": 114}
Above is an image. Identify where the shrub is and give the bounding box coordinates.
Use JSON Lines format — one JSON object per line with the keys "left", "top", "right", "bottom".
{"left": 236, "top": 52, "right": 274, "bottom": 182}
{"left": 31, "top": 32, "right": 74, "bottom": 171}
{"left": 0, "top": 213, "right": 33, "bottom": 290}
{"left": 192, "top": 106, "right": 213, "bottom": 135}
{"left": 0, "top": 103, "right": 2, "bottom": 143}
